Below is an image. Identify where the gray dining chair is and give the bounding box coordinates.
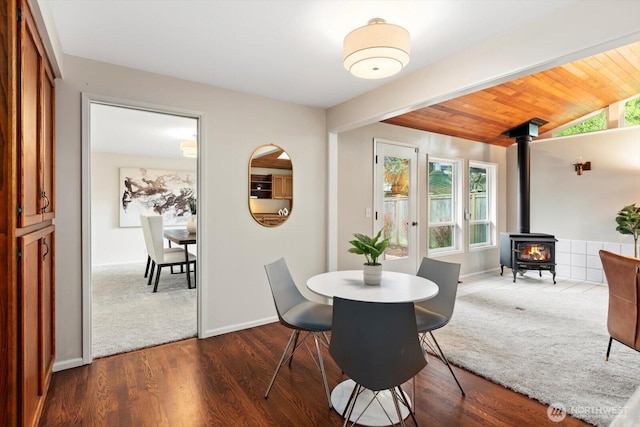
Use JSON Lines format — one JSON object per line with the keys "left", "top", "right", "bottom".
{"left": 140, "top": 214, "right": 196, "bottom": 292}
{"left": 329, "top": 297, "right": 426, "bottom": 427}
{"left": 415, "top": 257, "right": 464, "bottom": 396}
{"left": 263, "top": 258, "right": 333, "bottom": 408}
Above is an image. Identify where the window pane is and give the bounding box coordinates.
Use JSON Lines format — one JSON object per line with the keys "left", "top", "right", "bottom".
{"left": 429, "top": 225, "right": 454, "bottom": 249}
{"left": 383, "top": 197, "right": 409, "bottom": 258}
{"left": 624, "top": 97, "right": 640, "bottom": 126}
{"left": 469, "top": 166, "right": 487, "bottom": 221}
{"left": 384, "top": 156, "right": 409, "bottom": 196}
{"left": 429, "top": 161, "right": 453, "bottom": 222}
{"left": 429, "top": 160, "right": 456, "bottom": 250}
{"left": 556, "top": 111, "right": 606, "bottom": 136}
{"left": 383, "top": 156, "right": 409, "bottom": 259}
{"left": 470, "top": 223, "right": 489, "bottom": 245}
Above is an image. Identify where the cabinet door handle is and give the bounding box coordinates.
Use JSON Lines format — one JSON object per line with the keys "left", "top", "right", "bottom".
{"left": 42, "top": 239, "right": 49, "bottom": 260}
{"left": 411, "top": 221, "right": 418, "bottom": 226}
{"left": 41, "top": 192, "right": 50, "bottom": 212}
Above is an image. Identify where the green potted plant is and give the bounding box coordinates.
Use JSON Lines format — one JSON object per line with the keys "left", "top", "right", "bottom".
{"left": 348, "top": 229, "right": 389, "bottom": 285}
{"left": 615, "top": 203, "right": 640, "bottom": 258}
{"left": 188, "top": 196, "right": 197, "bottom": 215}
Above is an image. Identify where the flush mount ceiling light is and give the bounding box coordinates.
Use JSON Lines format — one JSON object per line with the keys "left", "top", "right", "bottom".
{"left": 343, "top": 18, "right": 410, "bottom": 79}
{"left": 180, "top": 140, "right": 197, "bottom": 158}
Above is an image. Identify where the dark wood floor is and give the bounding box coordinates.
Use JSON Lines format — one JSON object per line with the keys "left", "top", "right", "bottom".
{"left": 39, "top": 323, "right": 590, "bottom": 426}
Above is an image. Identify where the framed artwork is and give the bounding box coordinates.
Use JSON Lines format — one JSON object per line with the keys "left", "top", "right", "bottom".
{"left": 119, "top": 167, "right": 196, "bottom": 227}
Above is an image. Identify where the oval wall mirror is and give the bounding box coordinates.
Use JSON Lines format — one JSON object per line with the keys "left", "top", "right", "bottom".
{"left": 249, "top": 144, "right": 293, "bottom": 227}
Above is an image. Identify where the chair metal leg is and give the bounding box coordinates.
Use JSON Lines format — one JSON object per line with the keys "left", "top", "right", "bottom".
{"left": 342, "top": 382, "right": 359, "bottom": 418}
{"left": 397, "top": 386, "right": 419, "bottom": 426}
{"left": 390, "top": 388, "right": 407, "bottom": 427}
{"left": 288, "top": 330, "right": 300, "bottom": 367}
{"left": 605, "top": 336, "right": 613, "bottom": 361}
{"left": 144, "top": 255, "right": 151, "bottom": 278}
{"left": 265, "top": 329, "right": 332, "bottom": 409}
{"left": 147, "top": 262, "right": 155, "bottom": 286}
{"left": 153, "top": 266, "right": 162, "bottom": 292}
{"left": 265, "top": 330, "right": 298, "bottom": 399}
{"left": 313, "top": 332, "right": 332, "bottom": 408}
{"left": 429, "top": 332, "right": 465, "bottom": 396}
{"left": 343, "top": 384, "right": 361, "bottom": 427}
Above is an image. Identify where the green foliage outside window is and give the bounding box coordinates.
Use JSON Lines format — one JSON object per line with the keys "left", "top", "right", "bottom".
{"left": 429, "top": 225, "right": 453, "bottom": 249}
{"left": 428, "top": 161, "right": 454, "bottom": 249}
{"left": 556, "top": 110, "right": 606, "bottom": 136}
{"left": 555, "top": 97, "right": 639, "bottom": 137}
{"left": 625, "top": 97, "right": 640, "bottom": 126}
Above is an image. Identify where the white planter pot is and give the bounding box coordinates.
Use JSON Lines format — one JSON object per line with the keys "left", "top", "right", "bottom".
{"left": 187, "top": 214, "right": 197, "bottom": 233}
{"left": 363, "top": 264, "right": 382, "bottom": 286}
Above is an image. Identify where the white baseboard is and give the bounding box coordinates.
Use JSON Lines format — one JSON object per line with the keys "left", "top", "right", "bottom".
{"left": 460, "top": 267, "right": 501, "bottom": 279}
{"left": 201, "top": 316, "right": 277, "bottom": 339}
{"left": 53, "top": 357, "right": 85, "bottom": 372}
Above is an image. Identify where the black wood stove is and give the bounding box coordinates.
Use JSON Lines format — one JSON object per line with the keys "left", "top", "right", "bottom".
{"left": 499, "top": 118, "right": 557, "bottom": 284}
{"left": 500, "top": 232, "right": 557, "bottom": 283}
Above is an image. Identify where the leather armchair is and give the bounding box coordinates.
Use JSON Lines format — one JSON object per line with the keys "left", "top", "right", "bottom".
{"left": 599, "top": 250, "right": 640, "bottom": 360}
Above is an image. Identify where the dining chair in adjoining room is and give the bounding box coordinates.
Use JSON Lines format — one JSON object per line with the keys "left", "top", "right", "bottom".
{"left": 415, "top": 257, "right": 465, "bottom": 396}
{"left": 140, "top": 214, "right": 196, "bottom": 292}
{"left": 329, "top": 297, "right": 426, "bottom": 427}
{"left": 141, "top": 214, "right": 184, "bottom": 279}
{"left": 599, "top": 249, "right": 640, "bottom": 361}
{"left": 263, "top": 257, "right": 333, "bottom": 408}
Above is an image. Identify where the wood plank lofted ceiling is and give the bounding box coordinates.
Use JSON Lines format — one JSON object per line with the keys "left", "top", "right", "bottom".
{"left": 383, "top": 41, "right": 640, "bottom": 147}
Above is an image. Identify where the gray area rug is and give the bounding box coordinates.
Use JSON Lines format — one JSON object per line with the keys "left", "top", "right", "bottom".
{"left": 433, "top": 278, "right": 639, "bottom": 426}
{"left": 92, "top": 262, "right": 197, "bottom": 358}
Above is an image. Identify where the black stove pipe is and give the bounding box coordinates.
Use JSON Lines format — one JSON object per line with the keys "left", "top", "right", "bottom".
{"left": 504, "top": 118, "right": 548, "bottom": 235}
{"left": 516, "top": 135, "right": 531, "bottom": 234}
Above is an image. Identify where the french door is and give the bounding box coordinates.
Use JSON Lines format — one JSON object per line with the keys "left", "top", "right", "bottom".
{"left": 374, "top": 139, "right": 419, "bottom": 273}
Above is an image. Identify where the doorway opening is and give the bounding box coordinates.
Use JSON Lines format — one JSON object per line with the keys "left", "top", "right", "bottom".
{"left": 82, "top": 97, "right": 201, "bottom": 361}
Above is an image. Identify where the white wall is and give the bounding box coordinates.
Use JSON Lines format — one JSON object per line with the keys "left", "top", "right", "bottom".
{"left": 508, "top": 126, "right": 640, "bottom": 241}
{"left": 91, "top": 151, "right": 197, "bottom": 266}
{"left": 55, "top": 55, "right": 327, "bottom": 367}
{"left": 337, "top": 123, "right": 507, "bottom": 276}
{"left": 505, "top": 126, "right": 640, "bottom": 280}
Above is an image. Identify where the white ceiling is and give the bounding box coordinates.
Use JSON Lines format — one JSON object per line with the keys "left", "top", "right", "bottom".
{"left": 90, "top": 104, "right": 198, "bottom": 157}
{"left": 46, "top": 0, "right": 583, "bottom": 157}
{"left": 44, "top": 0, "right": 576, "bottom": 109}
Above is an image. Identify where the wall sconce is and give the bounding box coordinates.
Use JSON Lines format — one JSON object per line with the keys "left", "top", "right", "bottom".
{"left": 573, "top": 158, "right": 591, "bottom": 175}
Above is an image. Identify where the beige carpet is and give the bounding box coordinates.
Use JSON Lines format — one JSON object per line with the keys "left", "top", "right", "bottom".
{"left": 92, "top": 262, "right": 197, "bottom": 358}
{"left": 433, "top": 274, "right": 639, "bottom": 426}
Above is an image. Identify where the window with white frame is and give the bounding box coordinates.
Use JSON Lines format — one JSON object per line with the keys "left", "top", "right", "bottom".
{"left": 468, "top": 161, "right": 496, "bottom": 248}
{"left": 428, "top": 157, "right": 462, "bottom": 252}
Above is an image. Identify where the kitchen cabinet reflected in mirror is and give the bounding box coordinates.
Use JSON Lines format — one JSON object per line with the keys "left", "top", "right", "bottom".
{"left": 249, "top": 144, "right": 293, "bottom": 227}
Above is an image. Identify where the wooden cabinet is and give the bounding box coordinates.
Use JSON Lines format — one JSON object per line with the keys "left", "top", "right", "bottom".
{"left": 18, "top": 4, "right": 55, "bottom": 228}
{"left": 272, "top": 175, "right": 292, "bottom": 200}
{"left": 250, "top": 174, "right": 273, "bottom": 199}
{"left": 250, "top": 174, "right": 292, "bottom": 200}
{"left": 253, "top": 213, "right": 288, "bottom": 227}
{"left": 18, "top": 226, "right": 55, "bottom": 427}
{"left": 1, "top": 1, "right": 57, "bottom": 426}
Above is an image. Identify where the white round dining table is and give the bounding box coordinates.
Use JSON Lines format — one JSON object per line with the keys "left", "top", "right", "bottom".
{"left": 306, "top": 269, "right": 439, "bottom": 427}
{"left": 307, "top": 269, "right": 438, "bottom": 303}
